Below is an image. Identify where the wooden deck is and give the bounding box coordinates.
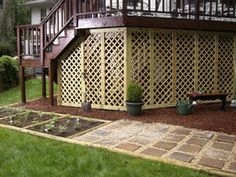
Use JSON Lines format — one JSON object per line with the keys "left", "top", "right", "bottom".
{"left": 16, "top": 0, "right": 236, "bottom": 106}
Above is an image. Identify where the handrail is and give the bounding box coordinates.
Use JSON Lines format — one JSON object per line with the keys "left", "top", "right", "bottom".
{"left": 43, "top": 16, "right": 73, "bottom": 50}
{"left": 41, "top": 0, "right": 65, "bottom": 24}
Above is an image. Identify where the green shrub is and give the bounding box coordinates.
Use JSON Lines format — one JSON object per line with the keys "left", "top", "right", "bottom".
{"left": 127, "top": 82, "right": 143, "bottom": 103}
{"left": 0, "top": 55, "right": 19, "bottom": 92}
{"left": 0, "top": 43, "right": 14, "bottom": 57}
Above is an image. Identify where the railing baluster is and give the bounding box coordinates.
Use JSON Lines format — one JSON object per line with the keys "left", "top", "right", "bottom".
{"left": 233, "top": 0, "right": 236, "bottom": 17}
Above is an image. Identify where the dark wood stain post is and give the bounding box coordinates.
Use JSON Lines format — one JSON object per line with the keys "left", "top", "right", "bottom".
{"left": 49, "top": 60, "right": 54, "bottom": 106}
{"left": 19, "top": 67, "right": 26, "bottom": 103}
{"left": 42, "top": 68, "right": 46, "bottom": 99}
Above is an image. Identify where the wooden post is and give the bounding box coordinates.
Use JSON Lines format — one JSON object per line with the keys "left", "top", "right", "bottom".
{"left": 19, "top": 66, "right": 26, "bottom": 103}
{"left": 42, "top": 68, "right": 46, "bottom": 99}
{"left": 49, "top": 61, "right": 54, "bottom": 106}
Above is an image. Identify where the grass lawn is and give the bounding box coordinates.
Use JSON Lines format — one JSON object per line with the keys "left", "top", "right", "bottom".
{"left": 0, "top": 78, "right": 57, "bottom": 106}
{"left": 0, "top": 128, "right": 216, "bottom": 177}
{"left": 0, "top": 78, "right": 216, "bottom": 177}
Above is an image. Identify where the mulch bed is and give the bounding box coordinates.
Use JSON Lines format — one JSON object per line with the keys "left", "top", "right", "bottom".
{"left": 16, "top": 98, "right": 236, "bottom": 135}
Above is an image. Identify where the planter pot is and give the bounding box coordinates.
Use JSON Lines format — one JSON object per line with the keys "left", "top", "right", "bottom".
{"left": 125, "top": 101, "right": 143, "bottom": 116}
{"left": 177, "top": 101, "right": 193, "bottom": 116}
{"left": 81, "top": 101, "right": 92, "bottom": 112}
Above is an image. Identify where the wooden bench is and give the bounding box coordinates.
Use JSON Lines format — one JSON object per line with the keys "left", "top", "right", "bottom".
{"left": 187, "top": 92, "right": 228, "bottom": 111}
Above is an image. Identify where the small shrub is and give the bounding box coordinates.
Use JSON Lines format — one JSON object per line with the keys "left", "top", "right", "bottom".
{"left": 0, "top": 43, "right": 14, "bottom": 57}
{"left": 0, "top": 55, "right": 19, "bottom": 92}
{"left": 127, "top": 82, "right": 143, "bottom": 103}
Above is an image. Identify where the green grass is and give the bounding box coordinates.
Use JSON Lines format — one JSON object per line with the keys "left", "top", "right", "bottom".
{"left": 0, "top": 78, "right": 57, "bottom": 106}
{"left": 0, "top": 128, "right": 216, "bottom": 177}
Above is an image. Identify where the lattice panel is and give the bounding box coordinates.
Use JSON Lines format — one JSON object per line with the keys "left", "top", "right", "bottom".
{"left": 176, "top": 33, "right": 195, "bottom": 100}
{"left": 217, "top": 35, "right": 234, "bottom": 99}
{"left": 104, "top": 31, "right": 125, "bottom": 107}
{"left": 59, "top": 46, "right": 82, "bottom": 105}
{"left": 197, "top": 34, "right": 216, "bottom": 93}
{"left": 84, "top": 33, "right": 102, "bottom": 105}
{"left": 130, "top": 31, "right": 151, "bottom": 105}
{"left": 153, "top": 32, "right": 174, "bottom": 105}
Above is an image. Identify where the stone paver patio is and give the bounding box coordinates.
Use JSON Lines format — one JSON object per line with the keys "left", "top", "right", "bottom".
{"left": 72, "top": 120, "right": 236, "bottom": 176}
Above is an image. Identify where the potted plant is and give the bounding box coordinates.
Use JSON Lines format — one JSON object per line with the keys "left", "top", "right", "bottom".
{"left": 176, "top": 100, "right": 193, "bottom": 116}
{"left": 125, "top": 82, "right": 143, "bottom": 116}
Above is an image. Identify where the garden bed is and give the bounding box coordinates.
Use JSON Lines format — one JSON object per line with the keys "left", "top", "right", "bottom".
{"left": 0, "top": 110, "right": 52, "bottom": 128}
{"left": 0, "top": 107, "right": 20, "bottom": 118}
{"left": 16, "top": 97, "right": 236, "bottom": 135}
{"left": 0, "top": 107, "right": 106, "bottom": 137}
{"left": 28, "top": 116, "right": 104, "bottom": 137}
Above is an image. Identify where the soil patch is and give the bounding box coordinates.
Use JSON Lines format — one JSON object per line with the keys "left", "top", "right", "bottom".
{"left": 0, "top": 107, "right": 20, "bottom": 118}
{"left": 16, "top": 98, "right": 236, "bottom": 135}
{"left": 0, "top": 111, "right": 52, "bottom": 128}
{"left": 29, "top": 117, "right": 104, "bottom": 137}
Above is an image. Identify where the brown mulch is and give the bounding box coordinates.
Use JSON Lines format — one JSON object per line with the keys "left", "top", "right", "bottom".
{"left": 15, "top": 98, "right": 236, "bottom": 135}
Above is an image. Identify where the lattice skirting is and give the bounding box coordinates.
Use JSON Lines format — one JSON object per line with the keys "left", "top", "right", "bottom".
{"left": 58, "top": 28, "right": 236, "bottom": 110}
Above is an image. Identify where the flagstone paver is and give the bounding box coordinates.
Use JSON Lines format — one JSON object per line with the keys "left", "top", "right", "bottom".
{"left": 141, "top": 148, "right": 167, "bottom": 157}
{"left": 212, "top": 142, "right": 234, "bottom": 151}
{"left": 73, "top": 119, "right": 236, "bottom": 176}
{"left": 203, "top": 149, "right": 230, "bottom": 160}
{"left": 171, "top": 128, "right": 191, "bottom": 136}
{"left": 215, "top": 134, "right": 236, "bottom": 144}
{"left": 90, "top": 129, "right": 112, "bottom": 137}
{"left": 193, "top": 131, "right": 214, "bottom": 139}
{"left": 162, "top": 134, "right": 185, "bottom": 142}
{"left": 178, "top": 144, "right": 202, "bottom": 154}
{"left": 95, "top": 139, "right": 118, "bottom": 147}
{"left": 186, "top": 137, "right": 209, "bottom": 146}
{"left": 129, "top": 136, "right": 152, "bottom": 145}
{"left": 73, "top": 135, "right": 99, "bottom": 142}
{"left": 229, "top": 162, "right": 236, "bottom": 172}
{"left": 198, "top": 157, "right": 225, "bottom": 169}
{"left": 154, "top": 141, "right": 177, "bottom": 150}
{"left": 116, "top": 143, "right": 141, "bottom": 152}
{"left": 169, "top": 152, "right": 194, "bottom": 163}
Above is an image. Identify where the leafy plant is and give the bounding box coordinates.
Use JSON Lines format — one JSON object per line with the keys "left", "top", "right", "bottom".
{"left": 45, "top": 115, "right": 58, "bottom": 132}
{"left": 0, "top": 55, "right": 19, "bottom": 92}
{"left": 58, "top": 125, "right": 66, "bottom": 133}
{"left": 127, "top": 82, "right": 143, "bottom": 103}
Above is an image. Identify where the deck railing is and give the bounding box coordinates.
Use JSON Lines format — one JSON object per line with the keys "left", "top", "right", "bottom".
{"left": 76, "top": 0, "right": 236, "bottom": 21}
{"left": 17, "top": 0, "right": 236, "bottom": 66}
{"left": 17, "top": 0, "right": 74, "bottom": 65}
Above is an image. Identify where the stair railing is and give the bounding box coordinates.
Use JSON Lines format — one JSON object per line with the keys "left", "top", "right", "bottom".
{"left": 17, "top": 0, "right": 76, "bottom": 66}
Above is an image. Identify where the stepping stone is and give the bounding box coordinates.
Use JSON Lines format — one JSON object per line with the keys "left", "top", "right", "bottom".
{"left": 141, "top": 148, "right": 167, "bottom": 157}
{"left": 162, "top": 135, "right": 185, "bottom": 143}
{"left": 186, "top": 137, "right": 209, "bottom": 146}
{"left": 130, "top": 136, "right": 151, "bottom": 145}
{"left": 198, "top": 157, "right": 225, "bottom": 169}
{"left": 168, "top": 152, "right": 194, "bottom": 163}
{"left": 178, "top": 144, "right": 202, "bottom": 154}
{"left": 73, "top": 135, "right": 100, "bottom": 142}
{"left": 95, "top": 139, "right": 117, "bottom": 147}
{"left": 154, "top": 141, "right": 177, "bottom": 150}
{"left": 193, "top": 131, "right": 214, "bottom": 139}
{"left": 229, "top": 162, "right": 236, "bottom": 172}
{"left": 116, "top": 143, "right": 141, "bottom": 152}
{"left": 91, "top": 129, "right": 112, "bottom": 137}
{"left": 215, "top": 134, "right": 236, "bottom": 144}
{"left": 204, "top": 149, "right": 230, "bottom": 160}
{"left": 212, "top": 142, "right": 233, "bottom": 151}
{"left": 171, "top": 128, "right": 191, "bottom": 136}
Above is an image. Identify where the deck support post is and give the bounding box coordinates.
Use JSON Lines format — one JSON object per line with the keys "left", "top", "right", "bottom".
{"left": 42, "top": 68, "right": 46, "bottom": 99}
{"left": 49, "top": 61, "right": 54, "bottom": 106}
{"left": 19, "top": 66, "right": 26, "bottom": 103}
